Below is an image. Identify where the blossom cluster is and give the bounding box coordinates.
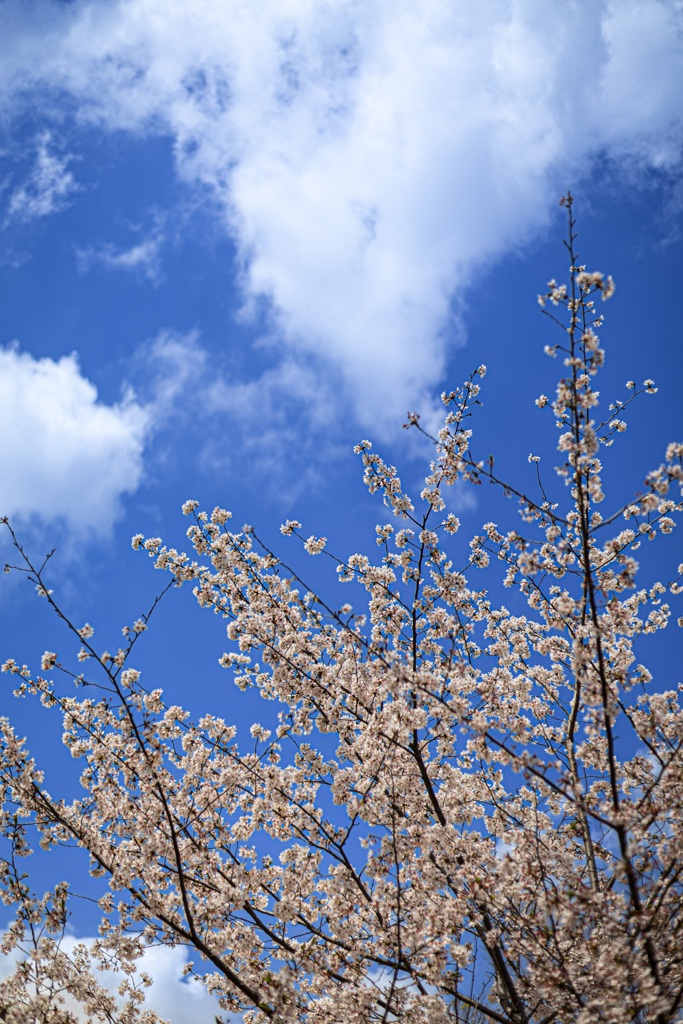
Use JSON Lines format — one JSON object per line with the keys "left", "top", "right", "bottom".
{"left": 1, "top": 198, "right": 682, "bottom": 1024}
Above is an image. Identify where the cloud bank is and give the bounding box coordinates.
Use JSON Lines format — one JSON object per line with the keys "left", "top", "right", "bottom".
{"left": 1, "top": 0, "right": 682, "bottom": 426}
{"left": 0, "top": 346, "right": 148, "bottom": 534}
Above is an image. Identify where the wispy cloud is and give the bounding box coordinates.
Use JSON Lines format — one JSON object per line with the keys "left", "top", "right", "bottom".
{"left": 0, "top": 0, "right": 682, "bottom": 429}
{"left": 4, "top": 132, "right": 80, "bottom": 224}
{"left": 203, "top": 352, "right": 342, "bottom": 503}
{"left": 77, "top": 218, "right": 166, "bottom": 283}
{"left": 131, "top": 329, "right": 208, "bottom": 421}
{"left": 77, "top": 235, "right": 164, "bottom": 283}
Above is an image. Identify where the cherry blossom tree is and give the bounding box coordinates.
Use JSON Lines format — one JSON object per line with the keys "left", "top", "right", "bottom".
{"left": 2, "top": 195, "right": 682, "bottom": 1024}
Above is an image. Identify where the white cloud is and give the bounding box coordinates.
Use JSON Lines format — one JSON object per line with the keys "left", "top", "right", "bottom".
{"left": 0, "top": 344, "right": 149, "bottom": 534}
{"left": 0, "top": 935, "right": 226, "bottom": 1024}
{"left": 78, "top": 234, "right": 164, "bottom": 283}
{"left": 0, "top": 0, "right": 682, "bottom": 428}
{"left": 131, "top": 944, "right": 228, "bottom": 1024}
{"left": 0, "top": 330, "right": 235, "bottom": 541}
{"left": 5, "top": 131, "right": 80, "bottom": 224}
{"left": 77, "top": 214, "right": 167, "bottom": 283}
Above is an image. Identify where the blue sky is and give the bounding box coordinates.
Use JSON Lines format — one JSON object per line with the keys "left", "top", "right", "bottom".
{"left": 1, "top": 0, "right": 683, "bottom": 1018}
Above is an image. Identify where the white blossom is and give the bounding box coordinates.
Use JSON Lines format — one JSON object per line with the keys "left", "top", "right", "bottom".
{"left": 1, "top": 202, "right": 682, "bottom": 1024}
